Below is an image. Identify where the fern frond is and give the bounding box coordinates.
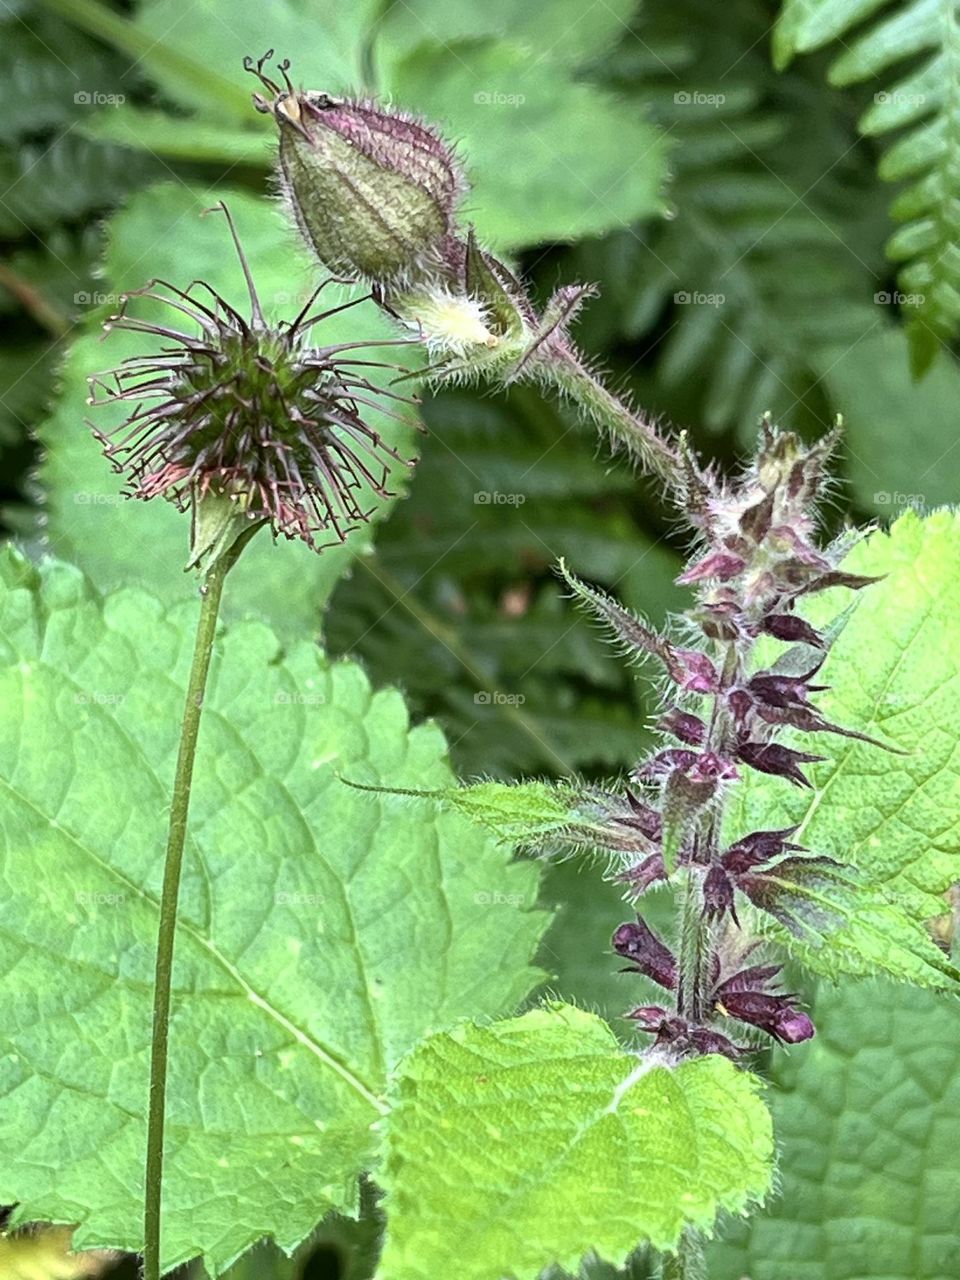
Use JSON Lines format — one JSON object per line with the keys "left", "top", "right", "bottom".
{"left": 775, "top": 0, "right": 960, "bottom": 371}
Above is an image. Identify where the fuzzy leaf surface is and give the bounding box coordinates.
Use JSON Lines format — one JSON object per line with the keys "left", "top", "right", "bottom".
{"left": 379, "top": 1004, "right": 773, "bottom": 1280}
{"left": 729, "top": 510, "right": 960, "bottom": 988}
{"left": 710, "top": 979, "right": 960, "bottom": 1279}
{"left": 0, "top": 549, "right": 547, "bottom": 1274}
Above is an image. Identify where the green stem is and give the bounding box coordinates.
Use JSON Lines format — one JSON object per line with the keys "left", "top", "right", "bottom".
{"left": 676, "top": 866, "right": 710, "bottom": 1023}
{"left": 539, "top": 351, "right": 683, "bottom": 490}
{"left": 143, "top": 543, "right": 244, "bottom": 1280}
{"left": 676, "top": 640, "right": 741, "bottom": 1021}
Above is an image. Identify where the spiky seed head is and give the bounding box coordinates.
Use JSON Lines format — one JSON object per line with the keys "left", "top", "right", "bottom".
{"left": 87, "top": 204, "right": 415, "bottom": 553}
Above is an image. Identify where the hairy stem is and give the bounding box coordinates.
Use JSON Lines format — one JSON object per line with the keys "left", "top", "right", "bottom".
{"left": 675, "top": 642, "right": 739, "bottom": 1023}
{"left": 538, "top": 350, "right": 683, "bottom": 490}
{"left": 661, "top": 1229, "right": 707, "bottom": 1280}
{"left": 676, "top": 864, "right": 711, "bottom": 1022}
{"left": 143, "top": 539, "right": 247, "bottom": 1280}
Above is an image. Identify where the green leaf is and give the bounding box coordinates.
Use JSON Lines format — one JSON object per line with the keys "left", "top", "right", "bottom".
{"left": 0, "top": 7, "right": 129, "bottom": 141}
{"left": 728, "top": 510, "right": 960, "bottom": 988}
{"left": 554, "top": 4, "right": 885, "bottom": 442}
{"left": 378, "top": 0, "right": 637, "bottom": 67}
{"left": 710, "top": 978, "right": 960, "bottom": 1279}
{"left": 128, "top": 0, "right": 381, "bottom": 105}
{"left": 79, "top": 105, "right": 272, "bottom": 165}
{"left": 35, "top": 0, "right": 253, "bottom": 120}
{"left": 0, "top": 133, "right": 158, "bottom": 238}
{"left": 38, "top": 182, "right": 419, "bottom": 634}
{"left": 773, "top": 0, "right": 960, "bottom": 365}
{"left": 0, "top": 547, "right": 549, "bottom": 1273}
{"left": 385, "top": 39, "right": 667, "bottom": 249}
{"left": 379, "top": 1004, "right": 773, "bottom": 1280}
{"left": 436, "top": 779, "right": 584, "bottom": 841}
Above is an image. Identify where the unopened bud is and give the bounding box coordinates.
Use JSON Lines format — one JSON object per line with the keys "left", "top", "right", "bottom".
{"left": 250, "top": 54, "right": 464, "bottom": 284}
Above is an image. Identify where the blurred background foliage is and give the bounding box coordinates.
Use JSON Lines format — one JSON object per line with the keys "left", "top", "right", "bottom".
{"left": 1, "top": 0, "right": 958, "bottom": 1277}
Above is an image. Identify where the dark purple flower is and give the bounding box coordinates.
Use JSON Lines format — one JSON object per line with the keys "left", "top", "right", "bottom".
{"left": 618, "top": 851, "right": 668, "bottom": 895}
{"left": 737, "top": 741, "right": 825, "bottom": 788}
{"left": 702, "top": 864, "right": 738, "bottom": 925}
{"left": 670, "top": 649, "right": 720, "bottom": 694}
{"left": 718, "top": 990, "right": 814, "bottom": 1044}
{"left": 634, "top": 749, "right": 699, "bottom": 782}
{"left": 677, "top": 550, "right": 746, "bottom": 584}
{"left": 625, "top": 1007, "right": 741, "bottom": 1060}
{"left": 793, "top": 570, "right": 884, "bottom": 597}
{"left": 746, "top": 664, "right": 827, "bottom": 709}
{"left": 660, "top": 709, "right": 707, "bottom": 746}
{"left": 722, "top": 826, "right": 804, "bottom": 875}
{"left": 612, "top": 918, "right": 677, "bottom": 990}
{"left": 760, "top": 613, "right": 824, "bottom": 647}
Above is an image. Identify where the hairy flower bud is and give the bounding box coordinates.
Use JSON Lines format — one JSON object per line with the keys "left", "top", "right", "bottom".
{"left": 249, "top": 53, "right": 464, "bottom": 285}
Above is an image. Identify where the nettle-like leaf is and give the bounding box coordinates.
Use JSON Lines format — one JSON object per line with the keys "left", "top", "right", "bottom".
{"left": 38, "top": 183, "right": 419, "bottom": 635}
{"left": 379, "top": 1004, "right": 773, "bottom": 1280}
{"left": 728, "top": 509, "right": 960, "bottom": 987}
{"left": 424, "top": 780, "right": 585, "bottom": 842}
{"left": 710, "top": 977, "right": 960, "bottom": 1279}
{"left": 774, "top": 0, "right": 960, "bottom": 371}
{"left": 0, "top": 548, "right": 548, "bottom": 1274}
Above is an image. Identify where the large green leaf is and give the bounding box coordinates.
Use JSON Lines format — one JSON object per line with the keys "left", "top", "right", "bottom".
{"left": 773, "top": 0, "right": 960, "bottom": 370}
{"left": 728, "top": 510, "right": 960, "bottom": 987}
{"left": 0, "top": 547, "right": 548, "bottom": 1273}
{"left": 38, "top": 182, "right": 419, "bottom": 635}
{"left": 379, "top": 1004, "right": 773, "bottom": 1280}
{"left": 710, "top": 978, "right": 960, "bottom": 1279}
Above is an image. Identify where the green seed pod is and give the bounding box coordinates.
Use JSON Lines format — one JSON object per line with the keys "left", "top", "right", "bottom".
{"left": 249, "top": 53, "right": 465, "bottom": 284}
